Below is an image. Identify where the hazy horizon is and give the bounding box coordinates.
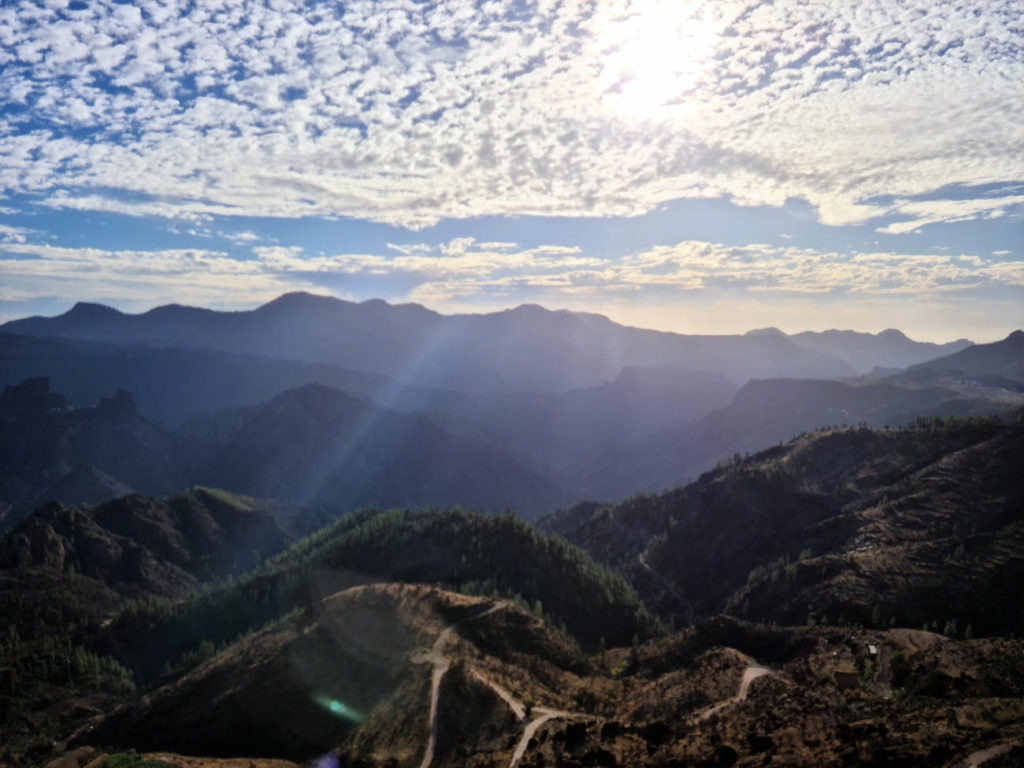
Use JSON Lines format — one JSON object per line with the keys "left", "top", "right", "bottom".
{"left": 1, "top": 1, "right": 1021, "bottom": 344}
{"left": 2, "top": 289, "right": 1017, "bottom": 345}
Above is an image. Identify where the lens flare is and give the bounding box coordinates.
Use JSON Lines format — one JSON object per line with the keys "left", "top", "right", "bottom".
{"left": 313, "top": 693, "right": 364, "bottom": 723}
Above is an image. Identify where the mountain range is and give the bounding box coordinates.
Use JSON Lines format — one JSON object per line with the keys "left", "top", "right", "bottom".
{"left": 3, "top": 292, "right": 860, "bottom": 394}
{"left": 747, "top": 326, "right": 973, "bottom": 374}
{"left": 2, "top": 295, "right": 1021, "bottom": 524}
{"left": 0, "top": 378, "right": 562, "bottom": 529}
{"left": 2, "top": 294, "right": 1023, "bottom": 767}
{"left": 2, "top": 419, "right": 1022, "bottom": 768}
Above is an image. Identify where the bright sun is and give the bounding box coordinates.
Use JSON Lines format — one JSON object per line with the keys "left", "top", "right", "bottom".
{"left": 597, "top": 0, "right": 718, "bottom": 120}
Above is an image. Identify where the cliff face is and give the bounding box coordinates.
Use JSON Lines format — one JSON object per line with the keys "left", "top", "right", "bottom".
{"left": 0, "top": 378, "right": 185, "bottom": 527}
{"left": 1, "top": 488, "right": 291, "bottom": 597}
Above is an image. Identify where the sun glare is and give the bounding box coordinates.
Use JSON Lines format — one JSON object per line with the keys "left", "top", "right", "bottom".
{"left": 597, "top": 0, "right": 718, "bottom": 120}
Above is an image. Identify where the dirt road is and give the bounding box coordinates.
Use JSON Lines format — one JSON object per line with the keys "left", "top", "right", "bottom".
{"left": 694, "top": 664, "right": 773, "bottom": 721}
{"left": 415, "top": 602, "right": 508, "bottom": 768}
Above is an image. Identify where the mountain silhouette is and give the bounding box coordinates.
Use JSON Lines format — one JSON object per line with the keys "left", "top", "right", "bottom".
{"left": 3, "top": 292, "right": 857, "bottom": 394}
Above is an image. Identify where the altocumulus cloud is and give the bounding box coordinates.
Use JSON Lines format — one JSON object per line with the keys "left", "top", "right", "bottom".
{"left": 3, "top": 237, "right": 1019, "bottom": 310}
{"left": 1, "top": 0, "right": 1022, "bottom": 229}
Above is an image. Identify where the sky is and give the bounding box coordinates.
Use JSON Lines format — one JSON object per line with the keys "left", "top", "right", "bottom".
{"left": 0, "top": 0, "right": 1022, "bottom": 342}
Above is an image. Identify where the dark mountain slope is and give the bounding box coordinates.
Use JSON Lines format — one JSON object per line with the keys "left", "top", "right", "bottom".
{"left": 434, "top": 366, "right": 737, "bottom": 482}
{"left": 0, "top": 332, "right": 473, "bottom": 426}
{"left": 2, "top": 292, "right": 855, "bottom": 394}
{"left": 547, "top": 417, "right": 1024, "bottom": 636}
{"left": 0, "top": 378, "right": 186, "bottom": 526}
{"left": 580, "top": 371, "right": 1024, "bottom": 500}
{"left": 185, "top": 383, "right": 565, "bottom": 517}
{"left": 0, "top": 489, "right": 294, "bottom": 605}
{"left": 911, "top": 329, "right": 1024, "bottom": 381}
{"left": 0, "top": 487, "right": 306, "bottom": 768}
{"left": 1, "top": 335, "right": 739, "bottom": 495}
{"left": 0, "top": 379, "right": 566, "bottom": 522}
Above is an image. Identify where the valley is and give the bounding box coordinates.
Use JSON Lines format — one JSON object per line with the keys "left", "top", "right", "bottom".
{"left": 3, "top": 1, "right": 1020, "bottom": 764}
{"left": 0, "top": 296, "right": 1021, "bottom": 768}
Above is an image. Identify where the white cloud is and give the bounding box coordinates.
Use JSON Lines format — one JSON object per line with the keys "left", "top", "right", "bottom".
{"left": 217, "top": 229, "right": 264, "bottom": 244}
{"left": 3, "top": 235, "right": 1020, "bottom": 339}
{"left": 0, "top": 224, "right": 37, "bottom": 243}
{"left": 0, "top": 0, "right": 1018, "bottom": 228}
{"left": 0, "top": 242, "right": 304, "bottom": 306}
{"left": 876, "top": 195, "right": 1024, "bottom": 234}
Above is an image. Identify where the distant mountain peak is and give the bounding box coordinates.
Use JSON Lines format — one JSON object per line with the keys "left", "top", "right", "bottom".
{"left": 65, "top": 301, "right": 122, "bottom": 318}
{"left": 258, "top": 291, "right": 342, "bottom": 310}
{"left": 508, "top": 302, "right": 550, "bottom": 314}
{"left": 877, "top": 328, "right": 909, "bottom": 339}
{"left": 745, "top": 327, "right": 785, "bottom": 336}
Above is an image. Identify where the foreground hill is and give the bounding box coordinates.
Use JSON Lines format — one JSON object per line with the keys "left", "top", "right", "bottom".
{"left": 79, "top": 584, "right": 1024, "bottom": 768}
{"left": 2, "top": 292, "right": 855, "bottom": 394}
{"left": 0, "top": 488, "right": 310, "bottom": 767}
{"left": 547, "top": 416, "right": 1024, "bottom": 638}
{"left": 911, "top": 329, "right": 1024, "bottom": 381}
{"left": 99, "top": 506, "right": 651, "bottom": 684}
{"left": 1, "top": 504, "right": 648, "bottom": 764}
{"left": 579, "top": 370, "right": 1024, "bottom": 500}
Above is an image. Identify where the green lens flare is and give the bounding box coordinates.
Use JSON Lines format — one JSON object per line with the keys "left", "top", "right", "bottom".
{"left": 313, "top": 694, "right": 364, "bottom": 723}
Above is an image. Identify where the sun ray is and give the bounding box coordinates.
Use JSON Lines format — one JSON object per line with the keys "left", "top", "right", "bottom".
{"left": 595, "top": 0, "right": 719, "bottom": 120}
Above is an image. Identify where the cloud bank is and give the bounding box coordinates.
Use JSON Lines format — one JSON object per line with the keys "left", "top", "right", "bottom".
{"left": 1, "top": 0, "right": 1021, "bottom": 229}
{"left": 4, "top": 236, "right": 1019, "bottom": 309}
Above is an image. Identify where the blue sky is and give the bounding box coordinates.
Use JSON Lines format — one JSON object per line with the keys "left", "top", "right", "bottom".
{"left": 1, "top": 0, "right": 1022, "bottom": 341}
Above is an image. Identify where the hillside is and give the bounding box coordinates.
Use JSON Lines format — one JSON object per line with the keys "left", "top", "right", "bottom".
{"left": 0, "top": 378, "right": 186, "bottom": 527}
{"left": 0, "top": 379, "right": 566, "bottom": 524}
{"left": 0, "top": 488, "right": 305, "bottom": 767}
{"left": 183, "top": 383, "right": 565, "bottom": 517}
{"left": 1, "top": 489, "right": 295, "bottom": 600}
{"left": 2, "top": 293, "right": 855, "bottom": 394}
{"left": 547, "top": 417, "right": 1024, "bottom": 637}
{"left": 99, "top": 506, "right": 652, "bottom": 684}
{"left": 911, "top": 329, "right": 1024, "bottom": 381}
{"left": 0, "top": 332, "right": 473, "bottom": 426}
{"left": 78, "top": 584, "right": 1024, "bottom": 768}
{"left": 4, "top": 439, "right": 1022, "bottom": 768}
{"left": 579, "top": 370, "right": 1024, "bottom": 500}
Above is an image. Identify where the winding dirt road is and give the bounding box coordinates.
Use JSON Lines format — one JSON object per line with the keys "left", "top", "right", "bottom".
{"left": 471, "top": 671, "right": 526, "bottom": 721}
{"left": 952, "top": 742, "right": 1020, "bottom": 768}
{"left": 507, "top": 707, "right": 573, "bottom": 768}
{"left": 416, "top": 626, "right": 454, "bottom": 768}
{"left": 415, "top": 599, "right": 595, "bottom": 768}
{"left": 694, "top": 665, "right": 773, "bottom": 721}
{"left": 415, "top": 602, "right": 509, "bottom": 768}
